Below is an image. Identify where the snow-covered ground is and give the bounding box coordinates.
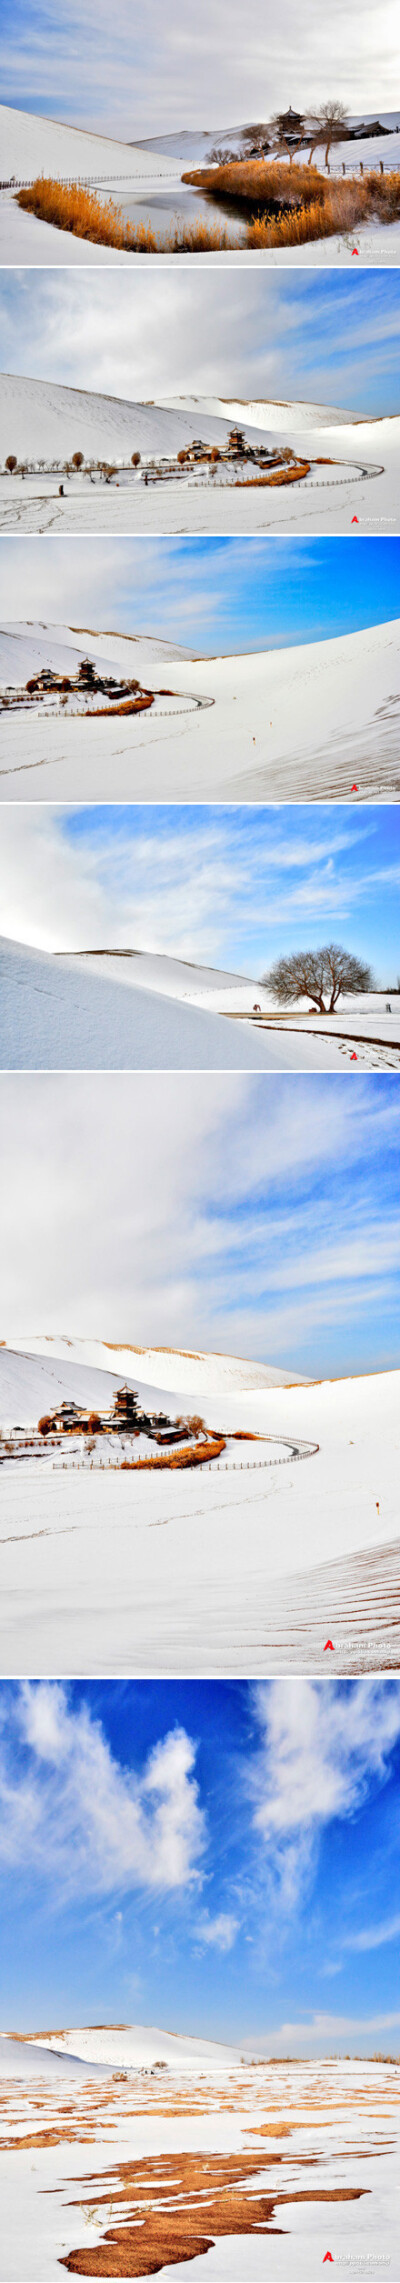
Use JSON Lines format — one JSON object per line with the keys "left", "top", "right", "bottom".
{"left": 1, "top": 939, "right": 399, "bottom": 1071}
{"left": 0, "top": 377, "right": 396, "bottom": 536}
{"left": 0, "top": 1342, "right": 398, "bottom": 1674}
{"left": 0, "top": 2048, "right": 398, "bottom": 2281}
{"left": 1, "top": 103, "right": 400, "bottom": 265}
{"left": 1, "top": 614, "right": 398, "bottom": 803}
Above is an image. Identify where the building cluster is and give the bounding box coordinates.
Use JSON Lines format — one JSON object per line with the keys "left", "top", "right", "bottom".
{"left": 37, "top": 1384, "right": 191, "bottom": 1446}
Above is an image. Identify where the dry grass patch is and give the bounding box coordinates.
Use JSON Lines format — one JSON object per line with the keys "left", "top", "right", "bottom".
{"left": 120, "top": 1436, "right": 225, "bottom": 1473}
{"left": 61, "top": 2147, "right": 367, "bottom": 2277}
{"left": 16, "top": 179, "right": 231, "bottom": 253}
{"left": 85, "top": 693, "right": 155, "bottom": 716}
{"left": 183, "top": 159, "right": 400, "bottom": 248}
{"left": 183, "top": 159, "right": 325, "bottom": 206}
{"left": 236, "top": 461, "right": 310, "bottom": 488}
{"left": 17, "top": 179, "right": 158, "bottom": 250}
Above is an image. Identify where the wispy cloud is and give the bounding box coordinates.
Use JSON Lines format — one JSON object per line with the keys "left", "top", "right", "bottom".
{"left": 2, "top": 0, "right": 400, "bottom": 137}
{"left": 1, "top": 270, "right": 399, "bottom": 415}
{"left": 249, "top": 1679, "right": 400, "bottom": 1907}
{"left": 2, "top": 803, "right": 398, "bottom": 982}
{"left": 0, "top": 1073, "right": 399, "bottom": 1375}
{"left": 194, "top": 1911, "right": 239, "bottom": 1952}
{"left": 0, "top": 1683, "right": 206, "bottom": 1902}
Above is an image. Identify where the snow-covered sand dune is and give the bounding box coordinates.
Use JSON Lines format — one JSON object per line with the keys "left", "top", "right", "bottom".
{"left": 1, "top": 940, "right": 399, "bottom": 1071}
{"left": 0, "top": 1342, "right": 398, "bottom": 1675}
{"left": 0, "top": 377, "right": 396, "bottom": 538}
{"left": 1, "top": 614, "right": 398, "bottom": 803}
{"left": 0, "top": 103, "right": 178, "bottom": 185}
{"left": 0, "top": 620, "right": 197, "bottom": 686}
{"left": 6, "top": 1331, "right": 285, "bottom": 1432}
{"left": 0, "top": 2038, "right": 111, "bottom": 2080}
{"left": 0, "top": 2052, "right": 398, "bottom": 2280}
{"left": 0, "top": 373, "right": 276, "bottom": 465}
{"left": 13, "top": 2022, "right": 242, "bottom": 2070}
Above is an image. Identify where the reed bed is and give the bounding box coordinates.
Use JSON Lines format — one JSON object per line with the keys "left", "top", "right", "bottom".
{"left": 16, "top": 166, "right": 400, "bottom": 254}
{"left": 235, "top": 462, "right": 310, "bottom": 487}
{"left": 16, "top": 177, "right": 230, "bottom": 251}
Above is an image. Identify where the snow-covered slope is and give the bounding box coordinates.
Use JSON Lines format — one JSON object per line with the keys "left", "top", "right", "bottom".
{"left": 0, "top": 621, "right": 197, "bottom": 687}
{"left": 0, "top": 2037, "right": 110, "bottom": 2080}
{"left": 0, "top": 936, "right": 351, "bottom": 1071}
{"left": 3, "top": 1336, "right": 309, "bottom": 1407}
{"left": 2, "top": 611, "right": 396, "bottom": 803}
{"left": 2, "top": 941, "right": 398, "bottom": 1071}
{"left": 22, "top": 2022, "right": 242, "bottom": 2070}
{"left": 0, "top": 103, "right": 177, "bottom": 184}
{"left": 0, "top": 374, "right": 274, "bottom": 464}
{"left": 161, "top": 392, "right": 359, "bottom": 430}
{"left": 0, "top": 1343, "right": 150, "bottom": 1429}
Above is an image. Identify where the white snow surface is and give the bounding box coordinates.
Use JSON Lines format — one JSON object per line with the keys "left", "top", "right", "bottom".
{"left": 0, "top": 619, "right": 197, "bottom": 685}
{"left": 0, "top": 2038, "right": 110, "bottom": 2080}
{"left": 2, "top": 1337, "right": 305, "bottom": 1410}
{"left": 0, "top": 103, "right": 178, "bottom": 185}
{"left": 1, "top": 613, "right": 398, "bottom": 803}
{"left": 0, "top": 1344, "right": 398, "bottom": 1674}
{"left": 0, "top": 374, "right": 275, "bottom": 465}
{"left": 0, "top": 936, "right": 358, "bottom": 1071}
{"left": 21, "top": 2023, "right": 243, "bottom": 2070}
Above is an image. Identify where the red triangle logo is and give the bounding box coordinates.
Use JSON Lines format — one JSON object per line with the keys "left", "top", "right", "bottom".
{"left": 324, "top": 1639, "right": 334, "bottom": 1652}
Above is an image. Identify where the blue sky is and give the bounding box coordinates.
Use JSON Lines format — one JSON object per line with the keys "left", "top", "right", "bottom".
{"left": 1, "top": 1074, "right": 399, "bottom": 1375}
{"left": 1, "top": 270, "right": 400, "bottom": 415}
{"left": 2, "top": 0, "right": 399, "bottom": 138}
{"left": 3, "top": 804, "right": 400, "bottom": 981}
{"left": 1, "top": 1677, "right": 400, "bottom": 2055}
{"left": 1, "top": 537, "right": 399, "bottom": 655}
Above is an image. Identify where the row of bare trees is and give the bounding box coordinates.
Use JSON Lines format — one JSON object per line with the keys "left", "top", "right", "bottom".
{"left": 211, "top": 103, "right": 350, "bottom": 169}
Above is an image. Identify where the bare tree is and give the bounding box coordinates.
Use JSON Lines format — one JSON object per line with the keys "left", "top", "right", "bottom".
{"left": 304, "top": 101, "right": 349, "bottom": 167}
{"left": 240, "top": 123, "right": 271, "bottom": 157}
{"left": 209, "top": 144, "right": 245, "bottom": 163}
{"left": 262, "top": 944, "right": 374, "bottom": 1014}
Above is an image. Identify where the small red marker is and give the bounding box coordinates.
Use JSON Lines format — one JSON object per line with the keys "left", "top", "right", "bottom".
{"left": 351, "top": 247, "right": 359, "bottom": 255}
{"left": 351, "top": 783, "right": 358, "bottom": 792}
{"left": 350, "top": 1051, "right": 358, "bottom": 1060}
{"left": 351, "top": 515, "right": 359, "bottom": 524}
{"left": 324, "top": 1640, "right": 334, "bottom": 1652}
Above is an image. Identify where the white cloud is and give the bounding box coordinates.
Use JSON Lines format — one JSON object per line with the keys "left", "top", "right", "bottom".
{"left": 3, "top": 0, "right": 400, "bottom": 136}
{"left": 341, "top": 1912, "right": 400, "bottom": 1952}
{"left": 242, "top": 2008, "right": 400, "bottom": 2056}
{"left": 0, "top": 1073, "right": 398, "bottom": 1365}
{"left": 194, "top": 1911, "right": 239, "bottom": 1951}
{"left": 0, "top": 805, "right": 383, "bottom": 967}
{"left": 250, "top": 1679, "right": 400, "bottom": 1905}
{"left": 0, "top": 1683, "right": 206, "bottom": 1899}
